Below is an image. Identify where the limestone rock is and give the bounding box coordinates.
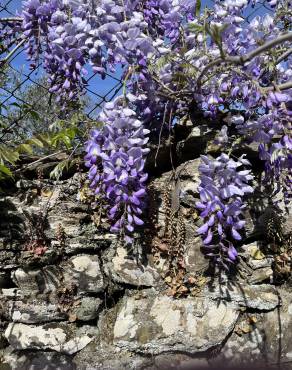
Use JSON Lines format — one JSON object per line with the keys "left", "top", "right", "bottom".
{"left": 12, "top": 266, "right": 62, "bottom": 294}
{"left": 176, "top": 126, "right": 213, "bottom": 164}
{"left": 0, "top": 250, "right": 20, "bottom": 270}
{"left": 206, "top": 283, "right": 280, "bottom": 311}
{"left": 73, "top": 343, "right": 154, "bottom": 370}
{"left": 175, "top": 158, "right": 202, "bottom": 201}
{"left": 184, "top": 235, "right": 209, "bottom": 274}
{"left": 248, "top": 257, "right": 273, "bottom": 270}
{"left": 111, "top": 290, "right": 239, "bottom": 354}
{"left": 211, "top": 315, "right": 269, "bottom": 367}
{"left": 47, "top": 214, "right": 88, "bottom": 239}
{"left": 103, "top": 246, "right": 161, "bottom": 287}
{"left": 63, "top": 255, "right": 105, "bottom": 293}
{"left": 19, "top": 249, "right": 60, "bottom": 268}
{"left": 261, "top": 288, "right": 292, "bottom": 363}
{"left": 5, "top": 322, "right": 94, "bottom": 354}
{"left": 152, "top": 354, "right": 210, "bottom": 369}
{"left": 247, "top": 267, "right": 273, "bottom": 284}
{"left": 212, "top": 287, "right": 292, "bottom": 367}
{"left": 6, "top": 298, "right": 66, "bottom": 323}
{"left": 72, "top": 297, "right": 102, "bottom": 321}
{"left": 1, "top": 288, "right": 22, "bottom": 298}
{"left": 63, "top": 234, "right": 115, "bottom": 254}
{"left": 150, "top": 161, "right": 210, "bottom": 275}
{"left": 2, "top": 349, "right": 76, "bottom": 370}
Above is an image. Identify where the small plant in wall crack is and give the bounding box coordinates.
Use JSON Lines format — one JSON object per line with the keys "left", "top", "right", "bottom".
{"left": 22, "top": 209, "right": 49, "bottom": 256}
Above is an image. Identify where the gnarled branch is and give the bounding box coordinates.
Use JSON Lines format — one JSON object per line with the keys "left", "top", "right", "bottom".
{"left": 197, "top": 32, "right": 292, "bottom": 86}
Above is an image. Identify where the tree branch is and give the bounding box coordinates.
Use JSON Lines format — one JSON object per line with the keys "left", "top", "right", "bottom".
{"left": 14, "top": 151, "right": 66, "bottom": 173}
{"left": 0, "top": 17, "right": 22, "bottom": 22}
{"left": 197, "top": 32, "right": 292, "bottom": 86}
{"left": 264, "top": 80, "right": 292, "bottom": 92}
{"left": 0, "top": 38, "right": 26, "bottom": 66}
{"left": 276, "top": 48, "right": 292, "bottom": 65}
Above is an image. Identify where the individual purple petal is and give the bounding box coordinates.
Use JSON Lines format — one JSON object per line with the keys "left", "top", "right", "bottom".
{"left": 196, "top": 202, "right": 206, "bottom": 210}
{"left": 208, "top": 214, "right": 215, "bottom": 226}
{"left": 133, "top": 215, "right": 144, "bottom": 225}
{"left": 126, "top": 224, "right": 134, "bottom": 232}
{"left": 227, "top": 245, "right": 238, "bottom": 261}
{"left": 203, "top": 230, "right": 213, "bottom": 245}
{"left": 197, "top": 222, "right": 209, "bottom": 235}
{"left": 125, "top": 235, "right": 133, "bottom": 244}
{"left": 231, "top": 228, "right": 242, "bottom": 240}
{"left": 218, "top": 223, "right": 223, "bottom": 236}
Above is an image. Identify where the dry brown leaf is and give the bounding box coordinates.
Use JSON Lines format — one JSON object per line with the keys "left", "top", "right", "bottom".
{"left": 249, "top": 316, "right": 257, "bottom": 324}
{"left": 176, "top": 285, "right": 188, "bottom": 294}
{"left": 164, "top": 276, "right": 172, "bottom": 284}
{"left": 41, "top": 188, "right": 53, "bottom": 197}
{"left": 250, "top": 246, "right": 265, "bottom": 260}
{"left": 241, "top": 324, "right": 252, "bottom": 334}
{"left": 188, "top": 276, "right": 197, "bottom": 284}
{"left": 68, "top": 313, "right": 77, "bottom": 322}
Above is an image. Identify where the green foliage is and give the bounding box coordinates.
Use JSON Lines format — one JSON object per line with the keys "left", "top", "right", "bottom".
{"left": 206, "top": 23, "right": 228, "bottom": 58}
{"left": 0, "top": 69, "right": 96, "bottom": 183}
{"left": 195, "top": 0, "right": 201, "bottom": 16}
{"left": 0, "top": 145, "right": 18, "bottom": 180}
{"left": 189, "top": 20, "right": 228, "bottom": 59}
{"left": 148, "top": 54, "right": 173, "bottom": 74}
{"left": 49, "top": 158, "right": 79, "bottom": 180}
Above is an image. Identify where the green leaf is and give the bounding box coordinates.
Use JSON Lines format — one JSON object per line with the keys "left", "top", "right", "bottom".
{"left": 37, "top": 134, "right": 52, "bottom": 146}
{"left": 50, "top": 160, "right": 69, "bottom": 180}
{"left": 17, "top": 143, "right": 33, "bottom": 154}
{"left": 27, "top": 137, "right": 44, "bottom": 148}
{"left": 62, "top": 135, "right": 72, "bottom": 149}
{"left": 188, "top": 23, "right": 203, "bottom": 33}
{"left": 0, "top": 146, "right": 19, "bottom": 165}
{"left": 10, "top": 102, "right": 22, "bottom": 108}
{"left": 195, "top": 0, "right": 201, "bottom": 16}
{"left": 148, "top": 54, "right": 173, "bottom": 73}
{"left": 28, "top": 110, "right": 40, "bottom": 120}
{"left": 0, "top": 164, "right": 13, "bottom": 177}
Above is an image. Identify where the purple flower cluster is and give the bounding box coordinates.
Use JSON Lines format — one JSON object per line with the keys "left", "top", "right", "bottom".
{"left": 45, "top": 10, "right": 89, "bottom": 102}
{"left": 233, "top": 93, "right": 292, "bottom": 202}
{"left": 21, "top": 0, "right": 58, "bottom": 68}
{"left": 0, "top": 19, "right": 22, "bottom": 53}
{"left": 19, "top": 0, "right": 91, "bottom": 102}
{"left": 84, "top": 95, "right": 150, "bottom": 243}
{"left": 3, "top": 0, "right": 291, "bottom": 263}
{"left": 133, "top": 0, "right": 196, "bottom": 42}
{"left": 196, "top": 154, "right": 254, "bottom": 267}
{"left": 16, "top": 0, "right": 200, "bottom": 103}
{"left": 18, "top": 0, "right": 157, "bottom": 102}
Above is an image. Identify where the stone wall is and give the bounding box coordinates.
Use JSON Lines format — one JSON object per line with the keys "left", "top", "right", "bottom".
{"left": 0, "top": 158, "right": 292, "bottom": 370}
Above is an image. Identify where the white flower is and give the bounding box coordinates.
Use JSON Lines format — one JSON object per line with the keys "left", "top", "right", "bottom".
{"left": 263, "top": 15, "right": 273, "bottom": 29}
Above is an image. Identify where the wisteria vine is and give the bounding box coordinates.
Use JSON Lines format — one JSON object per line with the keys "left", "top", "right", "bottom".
{"left": 84, "top": 96, "right": 149, "bottom": 244}
{"left": 196, "top": 154, "right": 254, "bottom": 267}
{"left": 1, "top": 0, "right": 291, "bottom": 267}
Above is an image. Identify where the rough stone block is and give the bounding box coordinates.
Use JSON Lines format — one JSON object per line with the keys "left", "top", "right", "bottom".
{"left": 63, "top": 255, "right": 105, "bottom": 294}
{"left": 111, "top": 291, "right": 239, "bottom": 354}
{"left": 5, "top": 322, "right": 94, "bottom": 354}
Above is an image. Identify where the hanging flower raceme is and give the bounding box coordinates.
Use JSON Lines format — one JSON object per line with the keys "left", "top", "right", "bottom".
{"left": 45, "top": 10, "right": 90, "bottom": 102}
{"left": 196, "top": 153, "right": 254, "bottom": 268}
{"left": 4, "top": 0, "right": 290, "bottom": 267}
{"left": 84, "top": 95, "right": 150, "bottom": 244}
{"left": 21, "top": 0, "right": 59, "bottom": 68}
{"left": 234, "top": 92, "right": 292, "bottom": 203}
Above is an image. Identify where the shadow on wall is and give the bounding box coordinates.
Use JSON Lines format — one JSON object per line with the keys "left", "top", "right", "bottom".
{"left": 172, "top": 363, "right": 289, "bottom": 370}
{"left": 0, "top": 199, "right": 26, "bottom": 241}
